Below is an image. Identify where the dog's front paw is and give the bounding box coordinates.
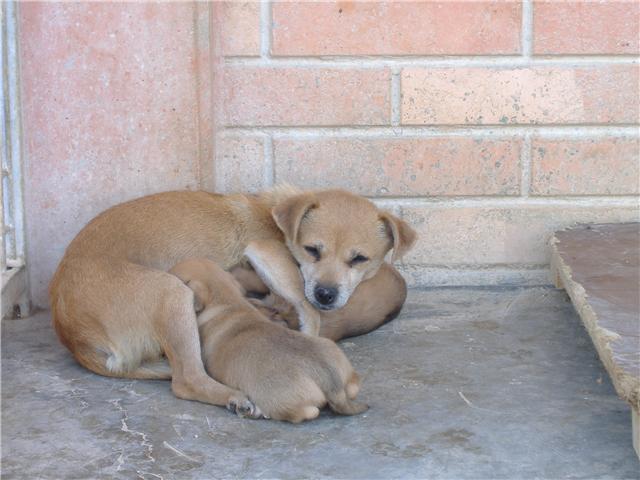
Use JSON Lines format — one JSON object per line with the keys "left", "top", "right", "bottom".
{"left": 299, "top": 307, "right": 321, "bottom": 336}
{"left": 226, "top": 394, "right": 263, "bottom": 419}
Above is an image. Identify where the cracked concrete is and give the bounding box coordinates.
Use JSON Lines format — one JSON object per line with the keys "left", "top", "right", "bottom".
{"left": 2, "top": 287, "right": 638, "bottom": 479}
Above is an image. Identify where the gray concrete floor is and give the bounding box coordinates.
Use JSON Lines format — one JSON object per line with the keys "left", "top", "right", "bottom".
{"left": 2, "top": 287, "right": 638, "bottom": 479}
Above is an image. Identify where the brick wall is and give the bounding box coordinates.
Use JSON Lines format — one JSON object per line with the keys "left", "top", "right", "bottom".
{"left": 211, "top": 0, "right": 639, "bottom": 287}
{"left": 18, "top": 1, "right": 639, "bottom": 307}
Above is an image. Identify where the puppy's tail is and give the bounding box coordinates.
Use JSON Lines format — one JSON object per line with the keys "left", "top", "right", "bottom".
{"left": 327, "top": 372, "right": 368, "bottom": 416}
{"left": 327, "top": 390, "right": 369, "bottom": 416}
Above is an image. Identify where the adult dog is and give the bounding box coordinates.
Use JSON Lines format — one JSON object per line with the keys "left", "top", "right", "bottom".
{"left": 50, "top": 187, "right": 416, "bottom": 416}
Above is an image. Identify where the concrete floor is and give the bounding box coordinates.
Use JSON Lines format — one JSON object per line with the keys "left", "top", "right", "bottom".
{"left": 2, "top": 287, "right": 638, "bottom": 479}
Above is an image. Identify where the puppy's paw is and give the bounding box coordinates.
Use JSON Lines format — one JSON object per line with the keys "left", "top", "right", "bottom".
{"left": 351, "top": 401, "right": 369, "bottom": 415}
{"left": 248, "top": 299, "right": 279, "bottom": 319}
{"left": 226, "top": 394, "right": 263, "bottom": 419}
{"left": 269, "top": 316, "right": 289, "bottom": 328}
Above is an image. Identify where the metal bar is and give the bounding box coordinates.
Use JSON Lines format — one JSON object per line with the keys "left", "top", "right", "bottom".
{"left": 1, "top": 1, "right": 29, "bottom": 318}
{"left": 1, "top": 1, "right": 25, "bottom": 269}
{"left": 0, "top": 1, "right": 8, "bottom": 271}
{"left": 5, "top": 1, "right": 24, "bottom": 265}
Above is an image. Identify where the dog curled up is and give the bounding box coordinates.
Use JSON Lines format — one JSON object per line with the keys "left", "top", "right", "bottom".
{"left": 170, "top": 258, "right": 368, "bottom": 423}
{"left": 49, "top": 186, "right": 416, "bottom": 416}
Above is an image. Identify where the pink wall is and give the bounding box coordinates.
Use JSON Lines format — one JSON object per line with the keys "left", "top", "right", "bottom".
{"left": 20, "top": 2, "right": 211, "bottom": 306}
{"left": 19, "top": 2, "right": 640, "bottom": 308}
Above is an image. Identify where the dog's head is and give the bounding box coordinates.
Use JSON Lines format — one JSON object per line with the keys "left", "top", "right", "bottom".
{"left": 272, "top": 190, "right": 416, "bottom": 311}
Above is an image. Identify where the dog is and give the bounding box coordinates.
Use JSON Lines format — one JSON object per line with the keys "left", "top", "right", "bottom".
{"left": 50, "top": 187, "right": 416, "bottom": 414}
{"left": 170, "top": 258, "right": 368, "bottom": 423}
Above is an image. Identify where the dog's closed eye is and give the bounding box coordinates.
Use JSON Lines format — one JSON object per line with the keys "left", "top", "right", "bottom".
{"left": 349, "top": 254, "right": 369, "bottom": 267}
{"left": 304, "top": 245, "right": 321, "bottom": 261}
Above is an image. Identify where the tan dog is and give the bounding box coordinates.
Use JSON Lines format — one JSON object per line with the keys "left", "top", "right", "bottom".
{"left": 50, "top": 187, "right": 416, "bottom": 414}
{"left": 170, "top": 258, "right": 368, "bottom": 423}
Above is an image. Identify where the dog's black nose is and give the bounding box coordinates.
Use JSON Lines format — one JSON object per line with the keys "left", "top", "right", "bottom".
{"left": 314, "top": 285, "right": 338, "bottom": 306}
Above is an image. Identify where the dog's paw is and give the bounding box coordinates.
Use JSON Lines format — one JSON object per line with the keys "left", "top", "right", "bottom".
{"left": 226, "top": 394, "right": 263, "bottom": 419}
{"left": 299, "top": 308, "right": 321, "bottom": 336}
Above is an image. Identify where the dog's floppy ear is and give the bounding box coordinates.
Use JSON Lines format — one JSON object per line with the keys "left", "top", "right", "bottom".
{"left": 185, "top": 279, "right": 208, "bottom": 313}
{"left": 379, "top": 212, "right": 417, "bottom": 262}
{"left": 272, "top": 194, "right": 317, "bottom": 243}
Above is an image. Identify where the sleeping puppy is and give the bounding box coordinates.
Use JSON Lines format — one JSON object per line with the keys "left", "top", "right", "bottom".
{"left": 170, "top": 258, "right": 369, "bottom": 423}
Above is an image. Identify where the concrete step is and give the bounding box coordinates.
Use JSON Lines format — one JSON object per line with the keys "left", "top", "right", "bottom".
{"left": 551, "top": 222, "right": 640, "bottom": 459}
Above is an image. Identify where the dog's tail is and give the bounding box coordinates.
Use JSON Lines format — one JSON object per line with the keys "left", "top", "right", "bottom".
{"left": 327, "top": 371, "right": 369, "bottom": 416}
{"left": 125, "top": 358, "right": 172, "bottom": 380}
{"left": 76, "top": 350, "right": 173, "bottom": 380}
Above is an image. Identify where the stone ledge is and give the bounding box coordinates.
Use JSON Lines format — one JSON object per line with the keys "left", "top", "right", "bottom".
{"left": 550, "top": 222, "right": 640, "bottom": 458}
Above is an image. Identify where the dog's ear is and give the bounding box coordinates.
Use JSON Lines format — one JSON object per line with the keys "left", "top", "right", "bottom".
{"left": 185, "top": 279, "right": 207, "bottom": 313}
{"left": 379, "top": 212, "right": 417, "bottom": 262}
{"left": 272, "top": 194, "right": 317, "bottom": 243}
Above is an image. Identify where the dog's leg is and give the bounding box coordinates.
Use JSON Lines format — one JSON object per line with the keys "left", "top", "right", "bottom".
{"left": 244, "top": 239, "right": 321, "bottom": 336}
{"left": 156, "top": 283, "right": 263, "bottom": 418}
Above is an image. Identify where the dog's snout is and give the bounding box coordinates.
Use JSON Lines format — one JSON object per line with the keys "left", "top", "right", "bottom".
{"left": 314, "top": 285, "right": 338, "bottom": 306}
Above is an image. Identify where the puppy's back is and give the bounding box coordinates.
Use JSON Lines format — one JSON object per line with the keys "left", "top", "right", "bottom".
{"left": 208, "top": 319, "right": 367, "bottom": 421}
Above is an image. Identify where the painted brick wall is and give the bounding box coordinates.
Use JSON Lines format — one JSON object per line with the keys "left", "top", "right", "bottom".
{"left": 211, "top": 0, "right": 640, "bottom": 287}
{"left": 18, "top": 1, "right": 640, "bottom": 307}
{"left": 19, "top": 2, "right": 212, "bottom": 306}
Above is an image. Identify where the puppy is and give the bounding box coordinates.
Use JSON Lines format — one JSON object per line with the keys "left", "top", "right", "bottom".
{"left": 170, "top": 258, "right": 368, "bottom": 423}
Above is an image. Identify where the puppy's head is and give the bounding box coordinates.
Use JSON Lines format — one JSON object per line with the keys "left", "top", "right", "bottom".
{"left": 169, "top": 258, "right": 246, "bottom": 313}
{"left": 272, "top": 190, "right": 416, "bottom": 311}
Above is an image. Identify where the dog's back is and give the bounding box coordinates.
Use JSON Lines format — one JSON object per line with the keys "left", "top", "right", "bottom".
{"left": 169, "top": 258, "right": 368, "bottom": 422}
